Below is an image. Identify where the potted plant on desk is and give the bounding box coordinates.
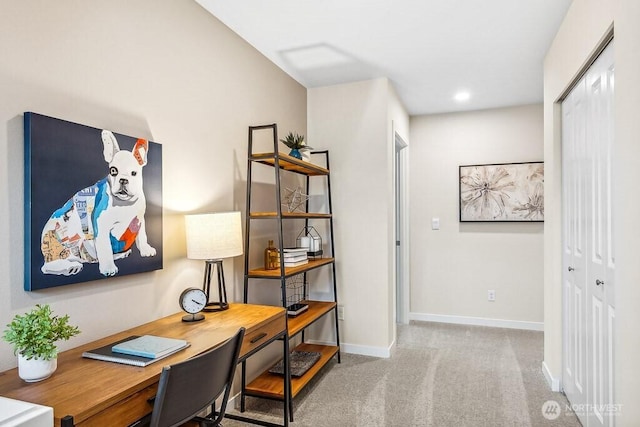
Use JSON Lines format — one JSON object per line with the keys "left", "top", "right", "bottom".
{"left": 2, "top": 304, "right": 80, "bottom": 382}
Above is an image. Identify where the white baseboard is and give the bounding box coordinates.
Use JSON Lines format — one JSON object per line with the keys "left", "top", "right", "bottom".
{"left": 409, "top": 312, "right": 544, "bottom": 331}
{"left": 542, "top": 361, "right": 561, "bottom": 392}
{"left": 341, "top": 342, "right": 392, "bottom": 358}
{"left": 307, "top": 339, "right": 392, "bottom": 358}
{"left": 229, "top": 391, "right": 240, "bottom": 409}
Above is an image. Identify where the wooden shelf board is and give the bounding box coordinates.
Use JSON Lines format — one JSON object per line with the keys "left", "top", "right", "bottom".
{"left": 287, "top": 301, "right": 336, "bottom": 337}
{"left": 245, "top": 343, "right": 339, "bottom": 400}
{"left": 251, "top": 152, "right": 329, "bottom": 176}
{"left": 250, "top": 212, "right": 332, "bottom": 219}
{"left": 248, "top": 258, "right": 334, "bottom": 278}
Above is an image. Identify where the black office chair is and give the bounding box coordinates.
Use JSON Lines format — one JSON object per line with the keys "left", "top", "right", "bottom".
{"left": 149, "top": 328, "right": 245, "bottom": 427}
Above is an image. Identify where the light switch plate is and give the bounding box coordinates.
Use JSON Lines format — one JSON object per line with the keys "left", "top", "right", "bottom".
{"left": 431, "top": 218, "right": 440, "bottom": 230}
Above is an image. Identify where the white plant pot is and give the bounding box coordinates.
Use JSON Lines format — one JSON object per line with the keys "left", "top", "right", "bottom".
{"left": 18, "top": 354, "right": 57, "bottom": 382}
{"left": 300, "top": 149, "right": 311, "bottom": 162}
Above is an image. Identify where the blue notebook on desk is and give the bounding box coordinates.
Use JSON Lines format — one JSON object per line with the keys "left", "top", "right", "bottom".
{"left": 112, "top": 335, "right": 188, "bottom": 359}
{"left": 82, "top": 336, "right": 189, "bottom": 367}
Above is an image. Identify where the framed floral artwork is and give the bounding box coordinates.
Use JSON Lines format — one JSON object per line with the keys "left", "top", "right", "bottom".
{"left": 459, "top": 162, "right": 544, "bottom": 222}
{"left": 24, "top": 112, "right": 163, "bottom": 290}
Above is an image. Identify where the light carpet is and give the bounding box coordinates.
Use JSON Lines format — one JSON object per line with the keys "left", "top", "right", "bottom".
{"left": 224, "top": 321, "right": 581, "bottom": 426}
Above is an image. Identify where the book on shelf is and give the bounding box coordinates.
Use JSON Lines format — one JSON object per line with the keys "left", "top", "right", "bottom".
{"left": 287, "top": 302, "right": 309, "bottom": 316}
{"left": 283, "top": 259, "right": 309, "bottom": 268}
{"left": 112, "top": 335, "right": 188, "bottom": 359}
{"left": 282, "top": 247, "right": 308, "bottom": 255}
{"left": 282, "top": 253, "right": 307, "bottom": 263}
{"left": 82, "top": 336, "right": 190, "bottom": 367}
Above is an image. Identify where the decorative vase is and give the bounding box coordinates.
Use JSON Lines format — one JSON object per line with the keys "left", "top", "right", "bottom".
{"left": 289, "top": 148, "right": 302, "bottom": 160}
{"left": 18, "top": 354, "right": 57, "bottom": 382}
{"left": 264, "top": 240, "right": 279, "bottom": 270}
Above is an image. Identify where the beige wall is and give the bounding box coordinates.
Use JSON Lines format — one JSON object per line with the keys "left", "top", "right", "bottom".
{"left": 409, "top": 105, "right": 544, "bottom": 326}
{"left": 0, "top": 0, "right": 306, "bottom": 371}
{"left": 308, "top": 78, "right": 408, "bottom": 356}
{"left": 544, "top": 0, "right": 640, "bottom": 423}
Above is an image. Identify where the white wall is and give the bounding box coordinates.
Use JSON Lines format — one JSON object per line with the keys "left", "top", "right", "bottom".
{"left": 409, "top": 105, "right": 544, "bottom": 327}
{"left": 308, "top": 78, "right": 407, "bottom": 356}
{"left": 0, "top": 0, "right": 306, "bottom": 371}
{"left": 544, "top": 0, "right": 640, "bottom": 423}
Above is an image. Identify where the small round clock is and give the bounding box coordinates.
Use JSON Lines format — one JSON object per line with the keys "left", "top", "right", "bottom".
{"left": 179, "top": 287, "right": 207, "bottom": 322}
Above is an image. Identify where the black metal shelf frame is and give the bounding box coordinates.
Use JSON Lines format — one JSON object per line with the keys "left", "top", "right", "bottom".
{"left": 242, "top": 123, "right": 341, "bottom": 422}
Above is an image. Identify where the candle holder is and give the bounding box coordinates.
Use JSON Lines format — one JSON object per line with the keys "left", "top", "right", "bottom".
{"left": 296, "top": 226, "right": 322, "bottom": 259}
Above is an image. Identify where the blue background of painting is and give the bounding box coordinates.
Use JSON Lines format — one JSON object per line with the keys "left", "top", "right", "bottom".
{"left": 24, "top": 112, "right": 163, "bottom": 290}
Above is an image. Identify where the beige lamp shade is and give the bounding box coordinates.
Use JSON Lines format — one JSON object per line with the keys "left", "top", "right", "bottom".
{"left": 185, "top": 212, "right": 243, "bottom": 260}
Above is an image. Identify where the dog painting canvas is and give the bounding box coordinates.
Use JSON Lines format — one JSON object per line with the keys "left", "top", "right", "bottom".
{"left": 24, "top": 112, "right": 163, "bottom": 291}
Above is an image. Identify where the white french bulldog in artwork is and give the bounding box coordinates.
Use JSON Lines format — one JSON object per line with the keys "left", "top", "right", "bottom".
{"left": 40, "top": 130, "right": 156, "bottom": 277}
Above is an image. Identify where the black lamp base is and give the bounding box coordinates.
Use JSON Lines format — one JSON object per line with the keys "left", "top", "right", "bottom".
{"left": 202, "top": 259, "right": 230, "bottom": 313}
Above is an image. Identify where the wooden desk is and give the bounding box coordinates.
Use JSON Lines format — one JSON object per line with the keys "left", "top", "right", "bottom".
{"left": 0, "top": 304, "right": 288, "bottom": 427}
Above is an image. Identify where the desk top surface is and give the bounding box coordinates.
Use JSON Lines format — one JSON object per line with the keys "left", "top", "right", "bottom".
{"left": 0, "top": 303, "right": 285, "bottom": 426}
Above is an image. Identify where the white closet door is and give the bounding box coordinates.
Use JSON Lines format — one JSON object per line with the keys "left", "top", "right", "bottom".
{"left": 585, "top": 42, "right": 615, "bottom": 427}
{"left": 562, "top": 41, "right": 614, "bottom": 427}
{"left": 562, "top": 75, "right": 588, "bottom": 414}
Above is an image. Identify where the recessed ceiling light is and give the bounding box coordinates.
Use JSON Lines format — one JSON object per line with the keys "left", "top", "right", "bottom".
{"left": 454, "top": 91, "right": 471, "bottom": 102}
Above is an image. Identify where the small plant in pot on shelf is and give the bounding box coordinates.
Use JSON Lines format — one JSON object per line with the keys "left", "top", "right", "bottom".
{"left": 280, "top": 132, "right": 313, "bottom": 161}
{"left": 2, "top": 304, "right": 80, "bottom": 382}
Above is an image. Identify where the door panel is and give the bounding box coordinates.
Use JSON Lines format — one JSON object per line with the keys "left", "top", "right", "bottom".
{"left": 562, "top": 77, "right": 588, "bottom": 410}
{"left": 587, "top": 43, "right": 614, "bottom": 427}
{"left": 591, "top": 296, "right": 604, "bottom": 424}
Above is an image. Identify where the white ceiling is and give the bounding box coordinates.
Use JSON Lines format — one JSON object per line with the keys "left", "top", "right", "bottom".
{"left": 196, "top": 0, "right": 572, "bottom": 115}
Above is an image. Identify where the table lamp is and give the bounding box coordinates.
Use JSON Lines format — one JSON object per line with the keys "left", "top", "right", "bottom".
{"left": 185, "top": 212, "right": 243, "bottom": 312}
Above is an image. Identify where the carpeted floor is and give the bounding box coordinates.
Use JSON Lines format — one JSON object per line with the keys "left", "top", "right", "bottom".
{"left": 224, "top": 321, "right": 582, "bottom": 426}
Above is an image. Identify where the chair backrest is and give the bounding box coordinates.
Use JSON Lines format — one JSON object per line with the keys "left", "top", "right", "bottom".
{"left": 149, "top": 327, "right": 245, "bottom": 427}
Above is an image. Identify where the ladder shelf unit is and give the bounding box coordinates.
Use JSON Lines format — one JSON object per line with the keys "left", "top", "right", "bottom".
{"left": 243, "top": 123, "right": 340, "bottom": 411}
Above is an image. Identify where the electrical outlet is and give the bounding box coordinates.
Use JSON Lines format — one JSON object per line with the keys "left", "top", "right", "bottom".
{"left": 488, "top": 290, "right": 496, "bottom": 302}
{"left": 337, "top": 305, "right": 345, "bottom": 320}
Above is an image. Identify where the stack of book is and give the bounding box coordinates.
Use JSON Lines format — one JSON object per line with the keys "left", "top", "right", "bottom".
{"left": 282, "top": 247, "right": 309, "bottom": 267}
{"left": 286, "top": 302, "right": 309, "bottom": 316}
{"left": 82, "top": 335, "right": 189, "bottom": 367}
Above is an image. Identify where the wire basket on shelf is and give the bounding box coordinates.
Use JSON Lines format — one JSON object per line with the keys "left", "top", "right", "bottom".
{"left": 283, "top": 274, "right": 309, "bottom": 317}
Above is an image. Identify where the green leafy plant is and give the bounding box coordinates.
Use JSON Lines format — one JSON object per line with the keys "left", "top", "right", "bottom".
{"left": 280, "top": 132, "right": 312, "bottom": 150}
{"left": 2, "top": 304, "right": 80, "bottom": 360}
